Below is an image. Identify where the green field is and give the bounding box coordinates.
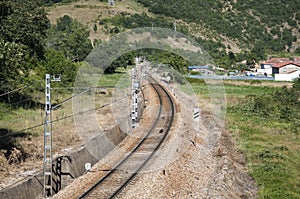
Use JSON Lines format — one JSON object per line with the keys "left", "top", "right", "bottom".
{"left": 189, "top": 79, "right": 300, "bottom": 198}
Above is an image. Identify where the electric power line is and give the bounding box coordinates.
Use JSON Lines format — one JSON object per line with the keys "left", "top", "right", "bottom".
{"left": 51, "top": 89, "right": 90, "bottom": 110}
{"left": 0, "top": 99, "right": 117, "bottom": 139}
{"left": 0, "top": 86, "right": 28, "bottom": 97}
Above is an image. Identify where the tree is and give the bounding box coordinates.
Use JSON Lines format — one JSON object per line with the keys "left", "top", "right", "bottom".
{"left": 56, "top": 15, "right": 73, "bottom": 31}
{"left": 38, "top": 49, "right": 78, "bottom": 86}
{"left": 0, "top": 0, "right": 49, "bottom": 59}
{"left": 47, "top": 15, "right": 93, "bottom": 61}
{"left": 105, "top": 52, "right": 135, "bottom": 74}
{"left": 0, "top": 41, "right": 27, "bottom": 94}
{"left": 250, "top": 43, "right": 266, "bottom": 62}
{"left": 0, "top": 0, "right": 49, "bottom": 95}
{"left": 228, "top": 51, "right": 236, "bottom": 66}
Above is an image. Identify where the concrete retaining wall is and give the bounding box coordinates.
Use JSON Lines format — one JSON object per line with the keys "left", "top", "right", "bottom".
{"left": 0, "top": 173, "right": 44, "bottom": 199}
{"left": 0, "top": 123, "right": 128, "bottom": 199}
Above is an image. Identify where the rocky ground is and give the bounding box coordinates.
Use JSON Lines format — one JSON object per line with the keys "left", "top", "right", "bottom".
{"left": 115, "top": 83, "right": 258, "bottom": 199}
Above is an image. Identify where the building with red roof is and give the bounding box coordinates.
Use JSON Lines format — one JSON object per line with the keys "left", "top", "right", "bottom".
{"left": 272, "top": 62, "right": 300, "bottom": 74}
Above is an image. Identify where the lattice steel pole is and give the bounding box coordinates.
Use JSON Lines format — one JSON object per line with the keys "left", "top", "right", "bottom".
{"left": 43, "top": 74, "right": 60, "bottom": 197}
{"left": 44, "top": 74, "right": 53, "bottom": 197}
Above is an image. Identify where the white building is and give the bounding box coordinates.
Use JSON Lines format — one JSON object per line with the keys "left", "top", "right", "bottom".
{"left": 272, "top": 62, "right": 300, "bottom": 81}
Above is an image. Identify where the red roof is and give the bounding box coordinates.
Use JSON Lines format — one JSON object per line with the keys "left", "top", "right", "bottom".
{"left": 264, "top": 58, "right": 290, "bottom": 64}
{"left": 272, "top": 62, "right": 300, "bottom": 68}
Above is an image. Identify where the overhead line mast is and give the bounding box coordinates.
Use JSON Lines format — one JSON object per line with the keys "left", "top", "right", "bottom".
{"left": 43, "top": 74, "right": 61, "bottom": 198}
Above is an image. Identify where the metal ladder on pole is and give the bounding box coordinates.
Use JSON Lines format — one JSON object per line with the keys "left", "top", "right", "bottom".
{"left": 44, "top": 74, "right": 53, "bottom": 197}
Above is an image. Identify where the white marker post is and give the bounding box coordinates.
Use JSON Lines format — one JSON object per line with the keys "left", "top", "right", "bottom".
{"left": 193, "top": 107, "right": 200, "bottom": 122}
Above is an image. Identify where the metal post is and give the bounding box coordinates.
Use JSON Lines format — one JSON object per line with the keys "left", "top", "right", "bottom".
{"left": 131, "top": 69, "right": 138, "bottom": 129}
{"left": 44, "top": 74, "right": 53, "bottom": 197}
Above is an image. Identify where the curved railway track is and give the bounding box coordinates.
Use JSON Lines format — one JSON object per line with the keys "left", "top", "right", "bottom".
{"left": 78, "top": 76, "right": 175, "bottom": 199}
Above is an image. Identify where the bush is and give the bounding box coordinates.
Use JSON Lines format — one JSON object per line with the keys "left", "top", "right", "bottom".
{"left": 186, "top": 77, "right": 205, "bottom": 84}
{"left": 190, "top": 71, "right": 200, "bottom": 75}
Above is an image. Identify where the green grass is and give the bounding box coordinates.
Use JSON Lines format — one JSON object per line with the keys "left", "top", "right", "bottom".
{"left": 227, "top": 112, "right": 300, "bottom": 198}
{"left": 224, "top": 84, "right": 278, "bottom": 97}
{"left": 98, "top": 72, "right": 130, "bottom": 87}
{"left": 0, "top": 67, "right": 130, "bottom": 135}
{"left": 188, "top": 79, "right": 279, "bottom": 100}
{"left": 0, "top": 90, "right": 74, "bottom": 137}
{"left": 190, "top": 80, "right": 300, "bottom": 199}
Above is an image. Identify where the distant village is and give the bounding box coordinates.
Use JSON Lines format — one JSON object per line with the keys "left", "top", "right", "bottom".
{"left": 189, "top": 57, "right": 300, "bottom": 81}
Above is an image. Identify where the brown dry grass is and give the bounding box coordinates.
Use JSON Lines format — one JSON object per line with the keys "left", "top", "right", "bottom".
{"left": 224, "top": 79, "right": 293, "bottom": 87}
{"left": 0, "top": 89, "right": 114, "bottom": 189}
{"left": 47, "top": 0, "right": 150, "bottom": 42}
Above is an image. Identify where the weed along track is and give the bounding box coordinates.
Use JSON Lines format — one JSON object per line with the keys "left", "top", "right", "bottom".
{"left": 78, "top": 76, "right": 175, "bottom": 199}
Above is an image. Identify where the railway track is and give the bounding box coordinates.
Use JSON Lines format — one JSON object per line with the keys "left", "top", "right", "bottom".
{"left": 78, "top": 76, "right": 175, "bottom": 199}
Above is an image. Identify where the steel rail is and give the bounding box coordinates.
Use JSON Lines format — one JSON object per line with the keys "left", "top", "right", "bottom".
{"left": 109, "top": 77, "right": 175, "bottom": 198}
{"left": 78, "top": 75, "right": 175, "bottom": 199}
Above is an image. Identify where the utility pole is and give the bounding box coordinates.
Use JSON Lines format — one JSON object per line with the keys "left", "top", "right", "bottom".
{"left": 131, "top": 68, "right": 139, "bottom": 129}
{"left": 44, "top": 74, "right": 52, "bottom": 197}
{"left": 44, "top": 74, "right": 60, "bottom": 198}
{"left": 131, "top": 69, "right": 139, "bottom": 129}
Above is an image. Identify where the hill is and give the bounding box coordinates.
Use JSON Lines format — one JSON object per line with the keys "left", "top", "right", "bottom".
{"left": 47, "top": 0, "right": 300, "bottom": 68}
{"left": 136, "top": 0, "right": 300, "bottom": 53}
{"left": 47, "top": 0, "right": 150, "bottom": 43}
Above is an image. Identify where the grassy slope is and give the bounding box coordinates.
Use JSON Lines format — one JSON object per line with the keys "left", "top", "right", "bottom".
{"left": 228, "top": 111, "right": 300, "bottom": 198}
{"left": 190, "top": 79, "right": 300, "bottom": 198}
{"left": 47, "top": 0, "right": 150, "bottom": 42}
